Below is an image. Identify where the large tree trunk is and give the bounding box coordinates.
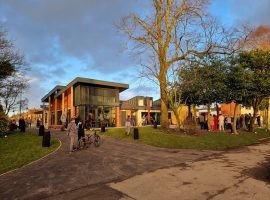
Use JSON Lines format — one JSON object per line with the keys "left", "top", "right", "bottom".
{"left": 250, "top": 115, "right": 256, "bottom": 132}
{"left": 173, "top": 108, "right": 181, "bottom": 130}
{"left": 160, "top": 75, "right": 168, "bottom": 128}
{"left": 232, "top": 102, "right": 240, "bottom": 134}
{"left": 250, "top": 98, "right": 263, "bottom": 132}
{"left": 250, "top": 105, "right": 259, "bottom": 133}
{"left": 188, "top": 104, "right": 192, "bottom": 117}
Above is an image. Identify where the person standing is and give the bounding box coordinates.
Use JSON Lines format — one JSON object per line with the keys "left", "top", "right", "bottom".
{"left": 19, "top": 117, "right": 26, "bottom": 132}
{"left": 77, "top": 120, "right": 85, "bottom": 141}
{"left": 218, "top": 114, "right": 225, "bottom": 131}
{"left": 125, "top": 115, "right": 131, "bottom": 136}
{"left": 213, "top": 114, "right": 218, "bottom": 131}
{"left": 247, "top": 113, "right": 252, "bottom": 131}
{"left": 257, "top": 115, "right": 261, "bottom": 127}
{"left": 226, "top": 116, "right": 232, "bottom": 133}
{"left": 209, "top": 114, "right": 214, "bottom": 131}
{"left": 60, "top": 113, "right": 67, "bottom": 131}
{"left": 36, "top": 118, "right": 40, "bottom": 127}
{"left": 28, "top": 118, "right": 32, "bottom": 128}
{"left": 240, "top": 114, "right": 245, "bottom": 129}
{"left": 199, "top": 114, "right": 205, "bottom": 130}
{"left": 67, "top": 117, "right": 78, "bottom": 153}
{"left": 88, "top": 112, "right": 93, "bottom": 129}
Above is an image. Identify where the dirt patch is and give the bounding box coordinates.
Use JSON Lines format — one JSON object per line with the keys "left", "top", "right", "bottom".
{"left": 243, "top": 156, "right": 270, "bottom": 183}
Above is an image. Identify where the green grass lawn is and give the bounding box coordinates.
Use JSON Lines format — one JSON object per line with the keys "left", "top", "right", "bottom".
{"left": 104, "top": 127, "right": 270, "bottom": 151}
{"left": 0, "top": 131, "right": 60, "bottom": 175}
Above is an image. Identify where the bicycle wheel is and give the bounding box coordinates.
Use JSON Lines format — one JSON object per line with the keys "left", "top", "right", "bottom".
{"left": 78, "top": 138, "right": 85, "bottom": 150}
{"left": 94, "top": 135, "right": 100, "bottom": 147}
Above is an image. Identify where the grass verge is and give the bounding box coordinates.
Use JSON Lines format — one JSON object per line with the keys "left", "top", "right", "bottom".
{"left": 0, "top": 131, "right": 60, "bottom": 175}
{"left": 104, "top": 127, "right": 270, "bottom": 151}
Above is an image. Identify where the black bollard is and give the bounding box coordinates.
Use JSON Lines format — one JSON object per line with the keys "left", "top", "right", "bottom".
{"left": 134, "top": 128, "right": 139, "bottom": 139}
{"left": 39, "top": 125, "right": 45, "bottom": 136}
{"left": 42, "top": 131, "right": 51, "bottom": 147}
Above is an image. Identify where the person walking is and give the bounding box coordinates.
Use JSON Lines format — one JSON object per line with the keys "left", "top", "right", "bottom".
{"left": 125, "top": 115, "right": 131, "bottom": 136}
{"left": 67, "top": 117, "right": 78, "bottom": 153}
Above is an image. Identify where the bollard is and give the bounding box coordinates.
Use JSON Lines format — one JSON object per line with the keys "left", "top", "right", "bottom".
{"left": 39, "top": 125, "right": 45, "bottom": 136}
{"left": 134, "top": 128, "right": 139, "bottom": 139}
{"left": 42, "top": 131, "right": 51, "bottom": 147}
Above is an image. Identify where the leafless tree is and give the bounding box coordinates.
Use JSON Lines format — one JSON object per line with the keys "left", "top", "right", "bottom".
{"left": 119, "top": 0, "right": 243, "bottom": 128}
{"left": 0, "top": 74, "right": 28, "bottom": 115}
{"left": 0, "top": 28, "right": 25, "bottom": 87}
{"left": 0, "top": 26, "right": 29, "bottom": 116}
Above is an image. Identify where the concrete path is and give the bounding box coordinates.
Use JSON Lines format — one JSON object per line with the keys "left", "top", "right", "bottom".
{"left": 0, "top": 129, "right": 216, "bottom": 200}
{"left": 110, "top": 142, "right": 270, "bottom": 200}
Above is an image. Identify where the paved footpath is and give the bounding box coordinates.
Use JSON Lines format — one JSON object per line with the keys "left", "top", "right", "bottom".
{"left": 0, "top": 129, "right": 216, "bottom": 200}
{"left": 110, "top": 141, "right": 270, "bottom": 200}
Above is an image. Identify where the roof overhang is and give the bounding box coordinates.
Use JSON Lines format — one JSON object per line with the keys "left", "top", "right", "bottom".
{"left": 55, "top": 77, "right": 129, "bottom": 98}
{"left": 41, "top": 85, "right": 65, "bottom": 102}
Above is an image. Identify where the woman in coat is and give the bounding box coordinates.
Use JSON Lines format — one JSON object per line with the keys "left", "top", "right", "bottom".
{"left": 67, "top": 117, "right": 78, "bottom": 153}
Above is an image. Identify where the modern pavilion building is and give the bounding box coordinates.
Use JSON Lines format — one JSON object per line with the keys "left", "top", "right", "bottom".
{"left": 41, "top": 77, "right": 129, "bottom": 129}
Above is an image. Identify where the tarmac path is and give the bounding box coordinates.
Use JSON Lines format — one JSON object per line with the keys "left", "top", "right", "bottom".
{"left": 0, "top": 129, "right": 216, "bottom": 200}
{"left": 110, "top": 140, "right": 270, "bottom": 200}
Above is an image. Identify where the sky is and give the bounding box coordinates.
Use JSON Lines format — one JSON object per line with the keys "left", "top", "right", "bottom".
{"left": 0, "top": 0, "right": 270, "bottom": 109}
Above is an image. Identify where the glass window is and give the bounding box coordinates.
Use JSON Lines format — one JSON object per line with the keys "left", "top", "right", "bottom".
{"left": 138, "top": 99, "right": 144, "bottom": 106}
{"left": 104, "top": 89, "right": 116, "bottom": 97}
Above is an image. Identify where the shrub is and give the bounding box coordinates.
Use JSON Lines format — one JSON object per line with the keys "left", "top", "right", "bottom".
{"left": 0, "top": 106, "right": 8, "bottom": 136}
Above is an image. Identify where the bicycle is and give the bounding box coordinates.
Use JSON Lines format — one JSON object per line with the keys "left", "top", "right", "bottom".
{"left": 78, "top": 130, "right": 101, "bottom": 149}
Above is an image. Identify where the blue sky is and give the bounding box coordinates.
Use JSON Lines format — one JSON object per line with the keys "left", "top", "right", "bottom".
{"left": 0, "top": 0, "right": 270, "bottom": 109}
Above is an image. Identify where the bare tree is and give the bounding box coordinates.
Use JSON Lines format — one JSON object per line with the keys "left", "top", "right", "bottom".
{"left": 0, "top": 26, "right": 29, "bottom": 117}
{"left": 0, "top": 28, "right": 25, "bottom": 87}
{"left": 119, "top": 0, "right": 241, "bottom": 128}
{"left": 166, "top": 66, "right": 188, "bottom": 130}
{"left": 0, "top": 74, "right": 28, "bottom": 115}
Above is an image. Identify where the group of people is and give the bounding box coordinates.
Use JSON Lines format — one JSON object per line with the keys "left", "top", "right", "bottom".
{"left": 9, "top": 117, "right": 39, "bottom": 131}
{"left": 9, "top": 117, "right": 27, "bottom": 132}
{"left": 198, "top": 113, "right": 263, "bottom": 132}
{"left": 141, "top": 115, "right": 157, "bottom": 126}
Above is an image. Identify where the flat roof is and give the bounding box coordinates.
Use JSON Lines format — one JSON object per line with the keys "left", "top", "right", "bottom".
{"left": 41, "top": 77, "right": 129, "bottom": 102}
{"left": 41, "top": 85, "right": 65, "bottom": 102}
{"left": 56, "top": 77, "right": 129, "bottom": 97}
